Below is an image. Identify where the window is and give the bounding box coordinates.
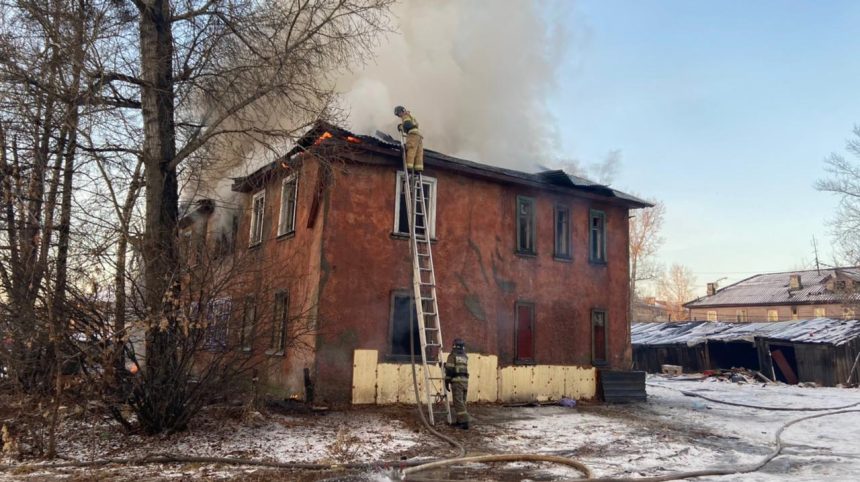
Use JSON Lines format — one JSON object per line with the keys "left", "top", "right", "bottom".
{"left": 592, "top": 309, "right": 608, "bottom": 365}
{"left": 249, "top": 190, "right": 265, "bottom": 246}
{"left": 554, "top": 205, "right": 571, "bottom": 259}
{"left": 394, "top": 172, "right": 436, "bottom": 238}
{"left": 270, "top": 291, "right": 288, "bottom": 354}
{"left": 736, "top": 309, "right": 748, "bottom": 322}
{"left": 814, "top": 307, "right": 826, "bottom": 318}
{"left": 791, "top": 306, "right": 798, "bottom": 320}
{"left": 277, "top": 175, "right": 298, "bottom": 236}
{"left": 707, "top": 311, "right": 717, "bottom": 321}
{"left": 516, "top": 196, "right": 536, "bottom": 254}
{"left": 843, "top": 307, "right": 855, "bottom": 320}
{"left": 767, "top": 309, "right": 779, "bottom": 322}
{"left": 389, "top": 292, "right": 420, "bottom": 358}
{"left": 589, "top": 210, "right": 606, "bottom": 263}
{"left": 203, "top": 298, "right": 231, "bottom": 351}
{"left": 515, "top": 302, "right": 535, "bottom": 363}
{"left": 239, "top": 296, "right": 256, "bottom": 352}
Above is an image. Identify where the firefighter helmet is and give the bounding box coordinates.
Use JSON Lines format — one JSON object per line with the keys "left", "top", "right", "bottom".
{"left": 394, "top": 105, "right": 406, "bottom": 116}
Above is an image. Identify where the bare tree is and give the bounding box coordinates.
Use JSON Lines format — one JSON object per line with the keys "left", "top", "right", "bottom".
{"left": 657, "top": 264, "right": 696, "bottom": 321}
{"left": 629, "top": 200, "right": 665, "bottom": 299}
{"left": 816, "top": 126, "right": 860, "bottom": 264}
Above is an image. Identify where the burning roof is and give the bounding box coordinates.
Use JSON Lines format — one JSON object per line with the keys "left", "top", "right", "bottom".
{"left": 231, "top": 121, "right": 651, "bottom": 209}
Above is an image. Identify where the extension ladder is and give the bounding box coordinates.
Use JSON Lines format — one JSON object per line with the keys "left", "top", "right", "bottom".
{"left": 400, "top": 140, "right": 453, "bottom": 426}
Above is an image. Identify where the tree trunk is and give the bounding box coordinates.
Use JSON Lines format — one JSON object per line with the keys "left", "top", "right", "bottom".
{"left": 138, "top": 0, "right": 181, "bottom": 434}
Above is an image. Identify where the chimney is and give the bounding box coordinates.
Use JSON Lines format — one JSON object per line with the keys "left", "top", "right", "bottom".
{"left": 789, "top": 274, "right": 802, "bottom": 290}
{"left": 707, "top": 283, "right": 716, "bottom": 296}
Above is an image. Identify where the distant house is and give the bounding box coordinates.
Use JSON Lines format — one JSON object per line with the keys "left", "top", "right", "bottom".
{"left": 684, "top": 268, "right": 860, "bottom": 323}
{"left": 632, "top": 297, "right": 670, "bottom": 322}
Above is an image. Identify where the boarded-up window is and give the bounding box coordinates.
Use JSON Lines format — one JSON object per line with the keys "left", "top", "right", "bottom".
{"left": 814, "top": 307, "right": 826, "bottom": 318}
{"left": 249, "top": 190, "right": 265, "bottom": 246}
{"left": 516, "top": 196, "right": 536, "bottom": 254}
{"left": 736, "top": 309, "right": 748, "bottom": 322}
{"left": 277, "top": 174, "right": 298, "bottom": 236}
{"left": 240, "top": 296, "right": 256, "bottom": 352}
{"left": 706, "top": 311, "right": 717, "bottom": 321}
{"left": 844, "top": 307, "right": 855, "bottom": 320}
{"left": 515, "top": 302, "right": 535, "bottom": 362}
{"left": 592, "top": 309, "right": 607, "bottom": 364}
{"left": 554, "top": 205, "right": 571, "bottom": 259}
{"left": 589, "top": 210, "right": 606, "bottom": 263}
{"left": 767, "top": 309, "right": 779, "bottom": 322}
{"left": 390, "top": 293, "right": 420, "bottom": 357}
{"left": 270, "top": 291, "right": 288, "bottom": 353}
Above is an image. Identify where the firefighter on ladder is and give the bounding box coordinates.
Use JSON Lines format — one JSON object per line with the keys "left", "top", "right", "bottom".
{"left": 445, "top": 338, "right": 470, "bottom": 429}
{"left": 394, "top": 105, "right": 424, "bottom": 172}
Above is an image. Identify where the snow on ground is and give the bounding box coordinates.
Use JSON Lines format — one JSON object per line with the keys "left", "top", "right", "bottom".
{"left": 2, "top": 377, "right": 859, "bottom": 480}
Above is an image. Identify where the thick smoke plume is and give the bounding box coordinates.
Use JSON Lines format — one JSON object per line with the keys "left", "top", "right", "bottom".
{"left": 338, "top": 0, "right": 569, "bottom": 169}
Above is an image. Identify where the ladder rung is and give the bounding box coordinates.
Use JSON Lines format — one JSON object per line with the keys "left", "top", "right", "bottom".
{"left": 420, "top": 282, "right": 436, "bottom": 286}
{"left": 420, "top": 267, "right": 432, "bottom": 271}
{"left": 421, "top": 296, "right": 435, "bottom": 301}
{"left": 425, "top": 327, "right": 439, "bottom": 331}
{"left": 418, "top": 252, "right": 430, "bottom": 257}
{"left": 425, "top": 343, "right": 441, "bottom": 347}
{"left": 423, "top": 312, "right": 437, "bottom": 317}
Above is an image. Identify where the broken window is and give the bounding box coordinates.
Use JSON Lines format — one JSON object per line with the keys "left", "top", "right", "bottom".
{"left": 394, "top": 172, "right": 436, "bottom": 238}
{"left": 554, "top": 205, "right": 571, "bottom": 259}
{"left": 389, "top": 292, "right": 420, "bottom": 358}
{"left": 203, "top": 298, "right": 231, "bottom": 351}
{"left": 516, "top": 196, "right": 536, "bottom": 254}
{"left": 592, "top": 309, "right": 608, "bottom": 365}
{"left": 277, "top": 174, "right": 298, "bottom": 236}
{"left": 814, "top": 307, "right": 826, "bottom": 318}
{"left": 767, "top": 309, "right": 779, "bottom": 322}
{"left": 239, "top": 296, "right": 256, "bottom": 352}
{"left": 589, "top": 210, "right": 606, "bottom": 263}
{"left": 707, "top": 311, "right": 717, "bottom": 322}
{"left": 249, "top": 190, "right": 265, "bottom": 246}
{"left": 515, "top": 302, "right": 535, "bottom": 363}
{"left": 270, "top": 291, "right": 288, "bottom": 354}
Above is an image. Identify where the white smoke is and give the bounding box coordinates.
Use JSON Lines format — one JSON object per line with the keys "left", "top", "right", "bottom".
{"left": 337, "top": 0, "right": 571, "bottom": 169}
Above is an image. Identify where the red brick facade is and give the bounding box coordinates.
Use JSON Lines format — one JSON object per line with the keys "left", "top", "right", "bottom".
{"left": 205, "top": 131, "right": 646, "bottom": 403}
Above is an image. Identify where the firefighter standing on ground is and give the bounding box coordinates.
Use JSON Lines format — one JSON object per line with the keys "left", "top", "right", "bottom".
{"left": 445, "top": 338, "right": 470, "bottom": 429}
{"left": 394, "top": 105, "right": 424, "bottom": 172}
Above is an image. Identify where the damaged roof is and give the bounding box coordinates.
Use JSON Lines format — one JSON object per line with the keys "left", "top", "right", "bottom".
{"left": 685, "top": 267, "right": 860, "bottom": 308}
{"left": 632, "top": 318, "right": 860, "bottom": 346}
{"left": 232, "top": 121, "right": 651, "bottom": 208}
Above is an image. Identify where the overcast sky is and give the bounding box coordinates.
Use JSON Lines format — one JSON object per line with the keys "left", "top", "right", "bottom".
{"left": 550, "top": 0, "right": 860, "bottom": 294}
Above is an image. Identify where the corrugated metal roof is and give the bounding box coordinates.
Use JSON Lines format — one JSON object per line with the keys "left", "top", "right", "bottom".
{"left": 685, "top": 268, "right": 860, "bottom": 308}
{"left": 632, "top": 318, "right": 860, "bottom": 347}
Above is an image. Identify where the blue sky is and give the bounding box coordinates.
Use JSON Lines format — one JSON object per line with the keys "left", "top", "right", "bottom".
{"left": 550, "top": 0, "right": 860, "bottom": 293}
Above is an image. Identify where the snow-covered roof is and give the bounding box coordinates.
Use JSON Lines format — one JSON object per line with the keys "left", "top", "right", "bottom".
{"left": 685, "top": 267, "right": 860, "bottom": 308}
{"left": 632, "top": 318, "right": 860, "bottom": 347}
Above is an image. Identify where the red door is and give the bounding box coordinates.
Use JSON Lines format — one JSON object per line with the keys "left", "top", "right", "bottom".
{"left": 516, "top": 303, "right": 534, "bottom": 362}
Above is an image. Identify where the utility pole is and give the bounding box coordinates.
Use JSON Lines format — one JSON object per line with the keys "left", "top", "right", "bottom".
{"left": 812, "top": 235, "right": 821, "bottom": 275}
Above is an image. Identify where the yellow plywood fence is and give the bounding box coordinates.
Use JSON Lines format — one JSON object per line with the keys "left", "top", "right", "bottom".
{"left": 351, "top": 349, "right": 597, "bottom": 405}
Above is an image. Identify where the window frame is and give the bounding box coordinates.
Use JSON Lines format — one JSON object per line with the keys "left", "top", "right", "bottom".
{"left": 591, "top": 309, "right": 609, "bottom": 365}
{"left": 203, "top": 298, "right": 232, "bottom": 352}
{"left": 553, "top": 204, "right": 571, "bottom": 260}
{"left": 706, "top": 310, "right": 717, "bottom": 322}
{"left": 393, "top": 172, "right": 437, "bottom": 239}
{"left": 387, "top": 290, "right": 420, "bottom": 361}
{"left": 736, "top": 309, "right": 748, "bottom": 322}
{"left": 814, "top": 307, "right": 826, "bottom": 318}
{"left": 249, "top": 190, "right": 266, "bottom": 247}
{"left": 844, "top": 307, "right": 855, "bottom": 320}
{"left": 589, "top": 209, "right": 607, "bottom": 264}
{"left": 514, "top": 301, "right": 536, "bottom": 364}
{"left": 268, "top": 290, "right": 288, "bottom": 355}
{"left": 277, "top": 174, "right": 299, "bottom": 237}
{"left": 516, "top": 195, "right": 537, "bottom": 255}
{"left": 767, "top": 309, "right": 779, "bottom": 322}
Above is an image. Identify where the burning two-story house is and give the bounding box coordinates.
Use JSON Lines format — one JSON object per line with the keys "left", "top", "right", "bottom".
{"left": 182, "top": 122, "right": 651, "bottom": 405}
